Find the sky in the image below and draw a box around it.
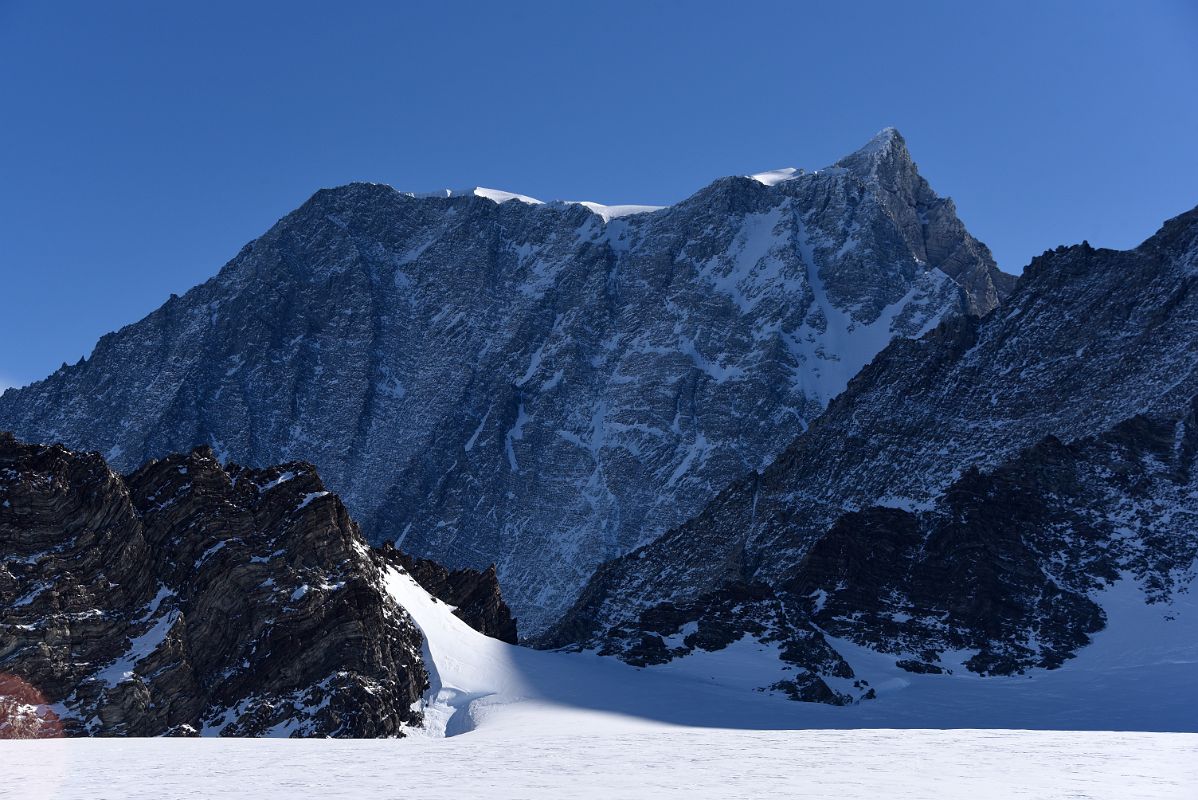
[1,1,1196,389]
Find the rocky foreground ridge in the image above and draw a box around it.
[0,129,1012,633]
[541,206,1198,703]
[0,435,515,737]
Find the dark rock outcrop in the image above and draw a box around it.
[0,434,433,737]
[378,543,518,644]
[785,402,1198,676]
[0,130,1011,633]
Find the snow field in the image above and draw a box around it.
[5,730,1195,800]
[385,566,1198,735]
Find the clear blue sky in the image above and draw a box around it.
[1,1,1195,389]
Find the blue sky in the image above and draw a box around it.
[1,1,1196,389]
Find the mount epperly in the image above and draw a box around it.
[0,129,1012,632]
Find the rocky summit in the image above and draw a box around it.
[0,434,516,737]
[541,206,1198,703]
[0,129,1011,633]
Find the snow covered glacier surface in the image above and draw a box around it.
[0,129,1011,632]
[385,564,1198,736]
[6,732,1194,800]
[6,565,1195,799]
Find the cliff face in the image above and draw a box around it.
[0,130,1011,633]
[0,435,504,737]
[542,207,1198,703]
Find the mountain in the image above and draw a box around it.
[541,207,1198,703]
[0,129,1012,633]
[0,434,514,737]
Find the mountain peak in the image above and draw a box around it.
[864,125,904,150]
[856,126,907,157]
[832,127,912,175]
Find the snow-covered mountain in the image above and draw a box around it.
[541,206,1198,706]
[0,129,1011,633]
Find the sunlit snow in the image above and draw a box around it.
[565,201,664,222]
[386,566,1198,735]
[747,166,801,186]
[6,731,1194,800]
[4,567,1194,798]
[407,187,664,221]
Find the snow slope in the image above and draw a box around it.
[385,565,817,736]
[386,566,1198,735]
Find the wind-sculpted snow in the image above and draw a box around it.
[545,205,1198,700]
[0,129,1010,632]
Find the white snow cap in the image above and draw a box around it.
[414,187,662,221]
[414,131,907,216]
[747,167,802,186]
[470,187,544,205]
[564,201,664,222]
[417,187,545,205]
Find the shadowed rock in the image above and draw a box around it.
[0,435,516,737]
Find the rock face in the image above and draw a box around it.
[0,434,458,737]
[378,544,518,644]
[0,130,1011,633]
[541,207,1198,702]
